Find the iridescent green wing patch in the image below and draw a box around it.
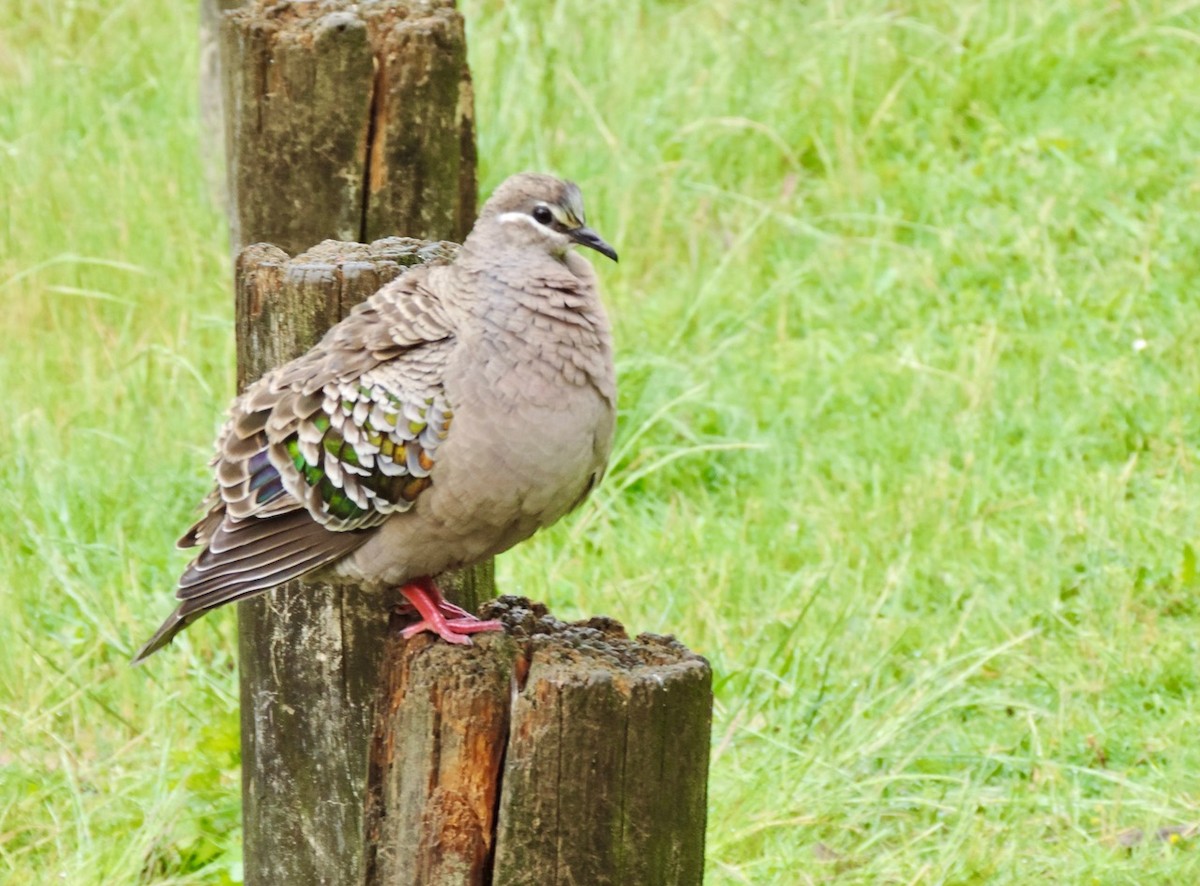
[280,375,452,530]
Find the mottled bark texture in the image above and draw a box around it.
[363,598,713,886]
[235,239,490,886]
[219,0,477,254]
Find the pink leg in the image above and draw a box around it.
[392,602,472,618]
[397,577,503,645]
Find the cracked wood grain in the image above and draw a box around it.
[217,0,476,255]
[363,598,712,886]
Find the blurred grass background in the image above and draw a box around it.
[3,0,1200,882]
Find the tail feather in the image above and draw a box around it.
[133,511,374,664]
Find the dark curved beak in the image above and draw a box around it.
[569,226,618,262]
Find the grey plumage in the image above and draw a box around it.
[134,173,617,662]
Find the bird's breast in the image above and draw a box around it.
[434,372,613,531]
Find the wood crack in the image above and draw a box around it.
[360,53,383,243]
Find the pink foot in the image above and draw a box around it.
[397,578,503,646]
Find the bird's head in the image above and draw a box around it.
[474,173,618,263]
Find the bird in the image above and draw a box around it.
[133,173,618,663]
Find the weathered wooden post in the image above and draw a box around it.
[218,0,476,254]
[205,1,712,883]
[212,2,483,882]
[363,598,712,885]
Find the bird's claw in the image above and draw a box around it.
[396,580,503,645]
[399,616,504,644]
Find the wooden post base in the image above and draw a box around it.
[363,597,713,886]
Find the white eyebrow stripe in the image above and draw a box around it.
[497,211,545,229]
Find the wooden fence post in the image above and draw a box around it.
[362,598,713,886]
[206,3,713,884]
[219,0,477,254]
[212,3,485,882]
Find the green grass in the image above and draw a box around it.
[3,0,1200,881]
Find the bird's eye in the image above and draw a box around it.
[532,205,554,225]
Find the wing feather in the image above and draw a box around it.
[135,270,460,662]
